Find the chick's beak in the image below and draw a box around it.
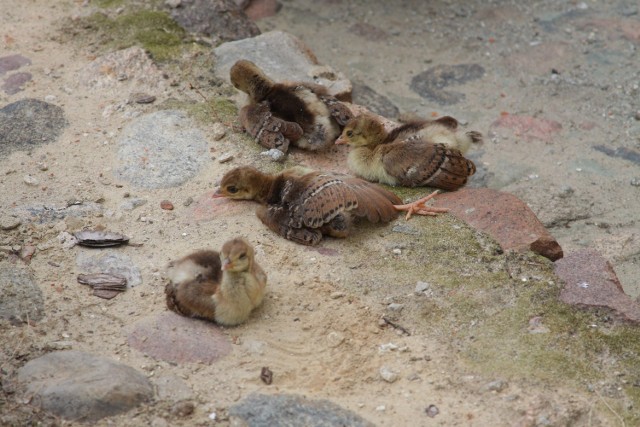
[335,135,349,145]
[222,258,232,270]
[212,188,225,199]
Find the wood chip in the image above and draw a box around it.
[74,230,129,247]
[260,366,273,385]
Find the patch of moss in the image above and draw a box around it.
[93,0,125,8]
[159,98,238,125]
[340,213,640,422]
[84,10,185,61]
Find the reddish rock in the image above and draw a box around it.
[434,188,563,261]
[491,113,562,143]
[191,190,244,221]
[577,18,640,44]
[128,312,232,364]
[160,200,174,210]
[244,0,280,21]
[554,249,640,324]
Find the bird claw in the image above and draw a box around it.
[393,190,449,220]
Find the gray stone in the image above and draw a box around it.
[13,202,103,224]
[17,350,153,422]
[0,54,31,75]
[2,72,32,95]
[120,197,148,211]
[214,31,352,100]
[0,99,68,157]
[169,0,260,43]
[155,375,193,402]
[379,366,399,383]
[415,281,430,294]
[351,82,399,118]
[79,47,166,91]
[410,64,485,105]
[228,393,374,427]
[0,215,21,230]
[0,260,44,323]
[391,223,420,235]
[128,312,232,364]
[115,110,209,189]
[76,250,142,288]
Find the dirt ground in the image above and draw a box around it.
[1,0,639,426]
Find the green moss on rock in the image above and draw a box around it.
[84,10,185,61]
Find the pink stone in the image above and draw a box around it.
[491,113,562,143]
[554,249,640,324]
[434,188,563,261]
[191,190,244,222]
[244,0,280,21]
[128,312,232,364]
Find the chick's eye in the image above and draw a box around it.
[346,130,353,137]
[239,253,247,259]
[227,185,238,194]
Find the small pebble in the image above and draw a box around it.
[211,123,226,140]
[415,281,431,294]
[484,379,508,392]
[327,331,345,348]
[0,216,22,231]
[631,178,640,187]
[23,175,39,186]
[388,303,404,312]
[260,148,286,162]
[330,291,345,299]
[183,197,194,207]
[160,200,174,210]
[392,248,402,255]
[131,92,156,104]
[379,366,399,383]
[634,111,640,121]
[218,153,234,163]
[425,404,439,417]
[170,401,195,417]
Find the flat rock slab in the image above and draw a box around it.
[2,72,32,95]
[351,82,399,118]
[0,99,68,157]
[169,0,260,43]
[491,113,563,143]
[213,30,352,101]
[434,188,563,261]
[0,54,31,75]
[78,46,166,91]
[76,250,142,288]
[0,260,44,323]
[17,350,153,422]
[229,393,374,427]
[115,110,209,189]
[554,249,640,323]
[410,63,485,105]
[128,312,231,364]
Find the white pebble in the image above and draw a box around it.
[23,175,39,186]
[380,366,399,383]
[211,123,226,141]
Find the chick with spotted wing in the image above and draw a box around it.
[336,113,480,191]
[213,166,448,246]
[230,60,353,153]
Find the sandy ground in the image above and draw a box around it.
[1,1,638,426]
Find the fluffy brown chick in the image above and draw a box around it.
[230,59,353,153]
[212,166,447,245]
[335,114,479,191]
[164,238,267,326]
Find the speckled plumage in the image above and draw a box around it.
[230,60,353,153]
[164,239,267,326]
[336,114,480,191]
[214,166,402,246]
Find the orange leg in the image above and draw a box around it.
[393,190,449,220]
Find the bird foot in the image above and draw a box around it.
[393,190,449,220]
